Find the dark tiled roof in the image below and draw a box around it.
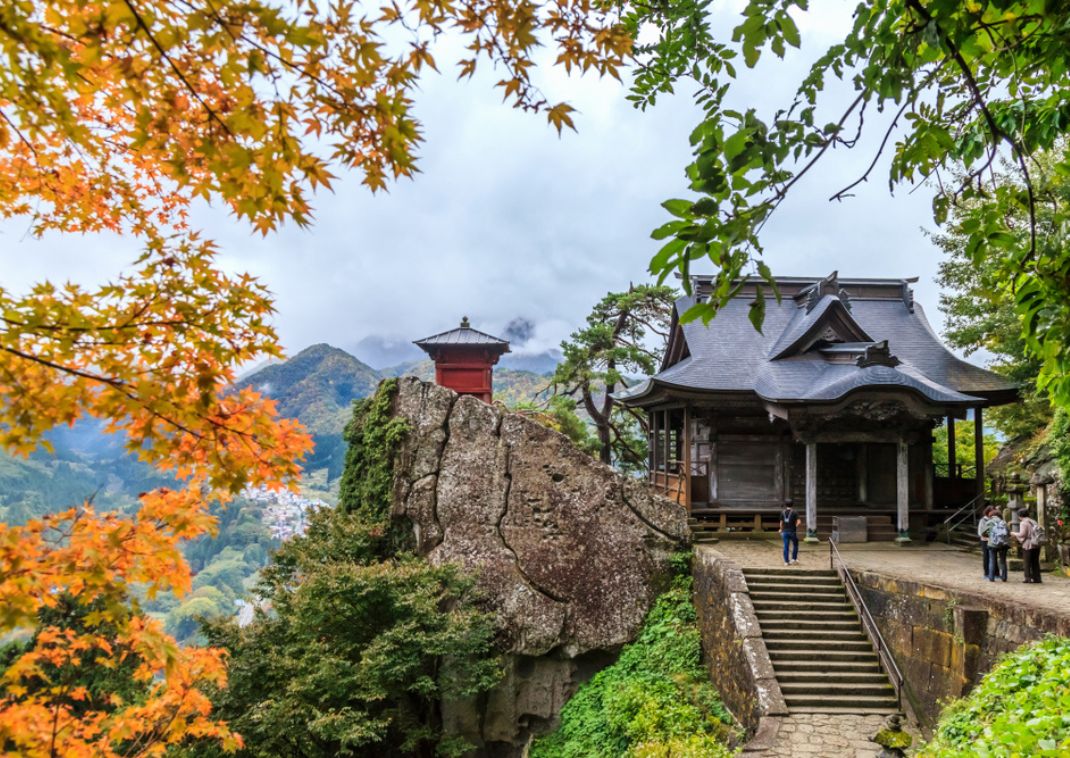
[617,274,1016,407]
[414,318,510,350]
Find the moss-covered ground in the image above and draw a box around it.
[531,562,739,758]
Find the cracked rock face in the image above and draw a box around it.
[390,378,689,751]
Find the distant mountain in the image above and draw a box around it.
[500,348,562,376]
[3,342,558,521]
[235,344,382,481]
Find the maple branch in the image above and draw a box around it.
[122,0,234,137]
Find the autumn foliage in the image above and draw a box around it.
[0,0,630,754]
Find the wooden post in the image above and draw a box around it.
[663,410,671,479]
[646,415,654,479]
[947,416,957,479]
[683,405,692,512]
[647,411,655,477]
[856,444,868,505]
[974,407,985,500]
[896,439,911,543]
[924,438,934,509]
[805,442,818,542]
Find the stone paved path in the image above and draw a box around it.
[761,714,902,757]
[708,540,1070,621]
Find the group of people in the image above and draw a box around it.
[776,500,1046,584]
[976,507,1045,583]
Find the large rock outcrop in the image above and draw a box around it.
[389,377,689,752]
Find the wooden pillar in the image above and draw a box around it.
[662,410,670,478]
[856,444,868,505]
[683,405,692,511]
[947,416,957,479]
[804,442,819,542]
[924,438,934,509]
[650,411,659,481]
[896,439,911,543]
[647,411,655,476]
[974,407,985,500]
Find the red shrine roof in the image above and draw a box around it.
[414,317,511,352]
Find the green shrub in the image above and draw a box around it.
[530,572,738,758]
[921,636,1070,756]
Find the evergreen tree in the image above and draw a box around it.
[551,286,677,469]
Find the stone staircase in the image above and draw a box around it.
[945,521,980,551]
[743,567,900,715]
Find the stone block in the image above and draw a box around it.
[912,625,955,667]
[832,516,868,543]
[953,606,988,646]
[730,592,764,639]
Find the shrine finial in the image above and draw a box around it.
[461,315,470,328]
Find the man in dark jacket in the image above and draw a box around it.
[779,499,800,566]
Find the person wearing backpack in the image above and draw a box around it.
[1012,508,1045,583]
[986,512,1010,582]
[977,506,995,578]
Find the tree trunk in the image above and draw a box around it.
[597,421,612,464]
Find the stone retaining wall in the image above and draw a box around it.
[693,548,787,748]
[851,569,1070,727]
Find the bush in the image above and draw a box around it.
[921,636,1070,756]
[530,572,738,758]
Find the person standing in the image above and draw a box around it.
[986,511,1010,582]
[1013,508,1043,584]
[977,506,995,579]
[779,499,800,566]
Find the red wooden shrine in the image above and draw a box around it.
[414,317,510,403]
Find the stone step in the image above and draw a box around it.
[750,590,848,602]
[744,582,843,590]
[766,625,864,638]
[789,706,901,715]
[776,671,888,684]
[765,638,873,651]
[746,581,846,594]
[743,568,837,577]
[750,600,854,612]
[756,609,859,621]
[770,646,877,663]
[774,660,882,674]
[759,619,862,632]
[784,693,899,711]
[780,681,895,697]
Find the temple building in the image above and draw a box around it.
[616,273,1017,541]
[414,317,510,403]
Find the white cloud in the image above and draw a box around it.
[0,0,968,364]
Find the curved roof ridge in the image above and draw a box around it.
[414,318,510,349]
[768,295,872,360]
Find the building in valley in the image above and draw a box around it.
[616,272,1017,541]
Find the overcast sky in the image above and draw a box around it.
[1,0,969,368]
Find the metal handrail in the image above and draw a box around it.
[942,493,985,544]
[828,539,905,714]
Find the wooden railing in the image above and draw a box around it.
[828,539,907,716]
[651,471,686,505]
